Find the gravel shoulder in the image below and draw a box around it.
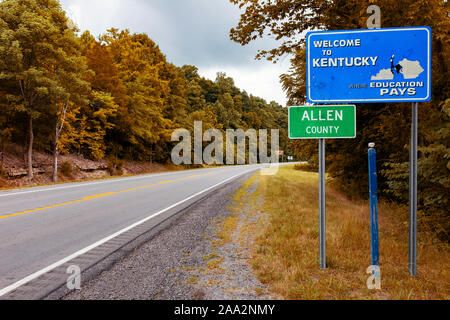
[62,173,272,300]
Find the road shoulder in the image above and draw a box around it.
[61,172,272,300]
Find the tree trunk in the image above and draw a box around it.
[23,133,28,164]
[53,103,68,183]
[27,115,34,181]
[52,134,59,183]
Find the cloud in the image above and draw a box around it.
[199,57,291,105]
[59,0,289,105]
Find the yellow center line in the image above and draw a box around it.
[0,200,84,220]
[83,192,118,200]
[0,170,224,220]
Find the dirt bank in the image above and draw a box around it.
[0,144,175,189]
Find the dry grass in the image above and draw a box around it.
[215,216,240,245]
[186,276,200,285]
[242,166,449,300]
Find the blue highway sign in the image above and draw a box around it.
[306,27,431,103]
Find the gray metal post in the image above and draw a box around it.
[409,102,418,277]
[319,139,326,269]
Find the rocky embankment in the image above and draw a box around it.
[0,144,171,188]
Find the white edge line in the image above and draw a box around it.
[0,167,260,297]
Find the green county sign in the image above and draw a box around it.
[289,105,356,139]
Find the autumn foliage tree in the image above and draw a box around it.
[0,0,90,181]
[99,29,173,161]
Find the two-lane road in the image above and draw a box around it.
[0,164,269,297]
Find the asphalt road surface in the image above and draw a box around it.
[0,164,272,298]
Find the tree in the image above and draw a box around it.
[181,65,201,82]
[186,79,207,113]
[159,63,187,128]
[59,34,122,161]
[50,27,90,182]
[0,124,12,165]
[101,29,172,161]
[0,0,89,181]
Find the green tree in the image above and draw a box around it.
[101,29,172,161]
[57,33,121,161]
[0,0,89,181]
[50,26,90,182]
[186,80,207,113]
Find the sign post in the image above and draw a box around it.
[305,27,431,276]
[318,138,326,269]
[289,105,356,269]
[368,143,380,266]
[409,102,418,277]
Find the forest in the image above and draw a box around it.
[0,0,290,181]
[228,0,449,240]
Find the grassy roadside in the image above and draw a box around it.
[229,165,449,300]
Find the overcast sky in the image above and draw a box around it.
[59,0,290,106]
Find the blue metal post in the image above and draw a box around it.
[368,143,380,266]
